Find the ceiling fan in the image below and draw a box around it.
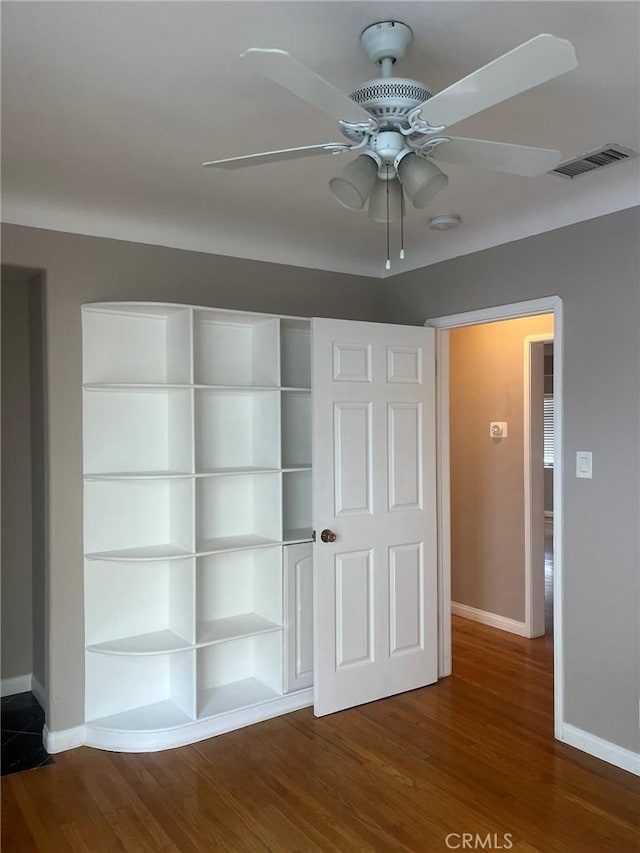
[203,21,578,262]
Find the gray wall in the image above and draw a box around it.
[449,315,553,622]
[28,273,47,693]
[1,267,34,680]
[0,224,384,730]
[2,213,638,759]
[381,207,640,755]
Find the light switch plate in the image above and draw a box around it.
[490,422,508,438]
[576,450,592,478]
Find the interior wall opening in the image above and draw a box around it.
[429,300,561,735]
[1,264,47,715]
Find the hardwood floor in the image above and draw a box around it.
[2,618,638,852]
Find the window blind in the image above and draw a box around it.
[544,394,554,466]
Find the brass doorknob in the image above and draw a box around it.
[320,529,337,543]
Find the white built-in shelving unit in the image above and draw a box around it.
[82,303,313,750]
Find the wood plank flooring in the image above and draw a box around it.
[2,617,638,852]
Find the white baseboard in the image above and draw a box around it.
[43,724,87,753]
[84,689,314,753]
[561,723,640,776]
[1,673,32,697]
[45,689,314,754]
[451,602,528,637]
[31,674,47,710]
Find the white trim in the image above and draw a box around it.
[436,330,452,678]
[31,674,47,710]
[45,691,313,754]
[561,723,640,776]
[45,690,314,753]
[451,602,528,637]
[84,689,314,753]
[427,297,560,330]
[523,333,554,639]
[426,295,565,742]
[1,674,32,697]
[552,301,564,741]
[43,724,86,753]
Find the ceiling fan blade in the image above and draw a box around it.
[241,48,373,125]
[431,137,561,176]
[203,143,348,170]
[418,34,577,129]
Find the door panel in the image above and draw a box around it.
[283,543,313,692]
[313,318,437,717]
[388,402,423,511]
[389,542,424,655]
[335,549,374,668]
[333,403,373,516]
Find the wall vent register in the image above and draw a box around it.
[550,143,637,179]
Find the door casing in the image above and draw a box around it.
[524,333,554,639]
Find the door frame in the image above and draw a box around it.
[524,333,554,639]
[425,296,564,740]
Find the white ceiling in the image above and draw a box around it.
[2,1,639,278]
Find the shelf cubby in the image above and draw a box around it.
[196,473,281,553]
[84,478,194,560]
[194,311,279,387]
[82,304,192,385]
[195,388,279,473]
[196,632,282,718]
[85,559,195,651]
[85,648,196,726]
[83,387,193,477]
[196,548,282,646]
[280,319,311,389]
[283,469,313,543]
[281,391,312,470]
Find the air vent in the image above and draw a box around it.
[550,144,637,179]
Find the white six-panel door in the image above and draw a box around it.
[312,319,438,717]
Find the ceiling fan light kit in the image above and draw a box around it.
[203,19,578,270]
[368,177,404,224]
[398,154,449,209]
[328,154,378,211]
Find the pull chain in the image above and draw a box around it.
[385,165,391,271]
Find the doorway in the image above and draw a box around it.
[0,265,47,709]
[428,296,563,738]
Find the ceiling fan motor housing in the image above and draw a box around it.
[348,78,432,124]
[351,20,432,128]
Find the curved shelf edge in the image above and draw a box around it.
[86,630,193,656]
[85,549,194,563]
[83,689,313,753]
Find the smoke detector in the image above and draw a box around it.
[429,214,461,231]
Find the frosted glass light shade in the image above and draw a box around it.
[329,155,378,211]
[398,153,448,208]
[368,178,404,223]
